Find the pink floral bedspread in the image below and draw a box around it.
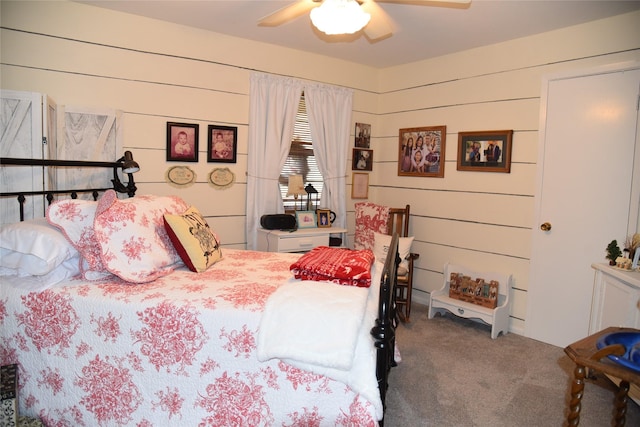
[0,249,380,426]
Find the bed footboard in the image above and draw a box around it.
[371,232,400,426]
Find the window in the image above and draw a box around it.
[280,94,323,211]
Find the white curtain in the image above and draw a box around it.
[246,73,304,250]
[304,83,353,230]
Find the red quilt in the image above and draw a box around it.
[290,246,375,287]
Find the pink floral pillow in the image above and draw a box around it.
[94,190,189,283]
[354,202,390,251]
[47,198,113,281]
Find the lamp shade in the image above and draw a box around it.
[310,0,371,35]
[286,175,306,197]
[121,151,140,174]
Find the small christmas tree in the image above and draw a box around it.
[606,240,622,265]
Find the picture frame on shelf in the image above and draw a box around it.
[351,172,369,199]
[207,125,238,163]
[398,125,446,177]
[456,130,513,173]
[167,122,199,162]
[295,211,317,229]
[317,209,331,228]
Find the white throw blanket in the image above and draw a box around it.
[257,262,384,419]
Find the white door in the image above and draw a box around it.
[526,64,640,348]
[0,90,50,224]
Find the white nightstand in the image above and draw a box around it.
[257,227,347,253]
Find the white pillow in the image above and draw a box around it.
[0,218,79,276]
[373,232,414,274]
[0,253,81,291]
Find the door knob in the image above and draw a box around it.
[540,222,552,231]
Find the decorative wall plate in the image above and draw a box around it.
[165,166,196,188]
[209,167,235,189]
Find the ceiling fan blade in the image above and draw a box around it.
[360,1,394,41]
[258,0,319,27]
[377,0,471,7]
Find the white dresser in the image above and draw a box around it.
[256,227,347,253]
[590,263,640,334]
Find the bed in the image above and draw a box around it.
[0,156,399,426]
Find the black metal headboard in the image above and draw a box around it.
[0,152,139,221]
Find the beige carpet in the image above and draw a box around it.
[383,303,640,427]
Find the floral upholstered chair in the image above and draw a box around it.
[354,202,418,322]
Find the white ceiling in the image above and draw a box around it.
[78,0,640,68]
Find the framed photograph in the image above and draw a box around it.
[351,172,369,199]
[167,122,199,162]
[295,210,317,229]
[456,130,513,173]
[355,122,371,148]
[398,125,446,177]
[207,125,237,163]
[317,209,331,228]
[352,148,373,171]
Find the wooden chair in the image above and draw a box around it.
[387,205,419,323]
[354,202,418,322]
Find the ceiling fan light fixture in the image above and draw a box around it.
[310,0,371,35]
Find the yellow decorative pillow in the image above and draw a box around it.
[164,206,222,272]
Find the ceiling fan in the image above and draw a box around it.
[258,0,472,40]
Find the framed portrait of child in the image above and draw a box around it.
[167,122,199,162]
[208,125,237,163]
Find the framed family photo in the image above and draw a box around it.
[167,122,199,162]
[456,130,513,173]
[207,125,237,163]
[355,122,371,148]
[352,148,373,171]
[398,125,446,177]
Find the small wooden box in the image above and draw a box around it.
[448,273,499,309]
[448,272,464,299]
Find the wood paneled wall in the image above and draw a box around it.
[2,0,639,335]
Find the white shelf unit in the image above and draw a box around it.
[428,263,513,339]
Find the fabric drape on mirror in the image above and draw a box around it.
[304,84,353,230]
[246,72,304,250]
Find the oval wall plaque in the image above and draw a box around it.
[165,166,196,187]
[209,167,235,189]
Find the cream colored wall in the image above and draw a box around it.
[0,0,378,250]
[2,0,639,335]
[371,11,640,333]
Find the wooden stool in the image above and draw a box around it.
[564,327,640,426]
